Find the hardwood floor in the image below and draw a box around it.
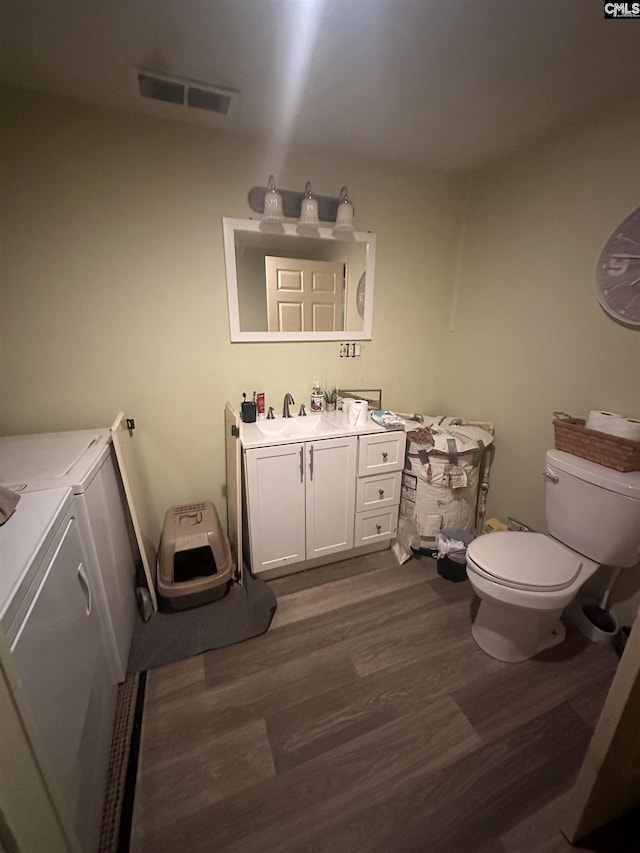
[130,551,624,852]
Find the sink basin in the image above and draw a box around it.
[256,414,340,439]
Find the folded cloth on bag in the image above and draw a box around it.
[371,410,405,430]
[406,426,435,446]
[0,486,20,525]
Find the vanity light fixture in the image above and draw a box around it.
[333,186,354,232]
[261,174,284,226]
[297,181,320,233]
[248,181,355,225]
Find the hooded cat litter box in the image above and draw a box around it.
[158,502,233,610]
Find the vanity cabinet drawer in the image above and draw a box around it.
[356,471,401,512]
[354,507,398,546]
[357,432,406,476]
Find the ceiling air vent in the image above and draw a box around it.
[138,73,184,105]
[135,70,238,116]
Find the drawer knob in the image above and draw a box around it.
[382,451,388,460]
[376,524,382,533]
[378,489,385,497]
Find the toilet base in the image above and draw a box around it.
[471,598,566,662]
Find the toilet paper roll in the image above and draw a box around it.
[585,410,623,434]
[609,419,640,441]
[585,411,640,441]
[346,399,368,426]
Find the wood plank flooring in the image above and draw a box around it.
[130,550,625,852]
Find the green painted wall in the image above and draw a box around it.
[0,86,465,543]
[441,94,640,622]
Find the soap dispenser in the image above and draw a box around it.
[311,381,324,413]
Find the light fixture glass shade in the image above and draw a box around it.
[297,181,320,232]
[334,185,354,232]
[262,174,284,223]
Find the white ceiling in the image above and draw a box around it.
[1,0,638,172]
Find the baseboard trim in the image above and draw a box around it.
[252,541,390,581]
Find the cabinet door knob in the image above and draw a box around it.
[376,524,382,533]
[382,451,388,460]
[378,489,385,498]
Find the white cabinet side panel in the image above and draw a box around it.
[110,412,158,611]
[82,450,137,683]
[225,402,243,584]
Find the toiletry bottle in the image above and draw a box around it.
[311,380,324,413]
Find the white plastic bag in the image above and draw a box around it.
[435,528,474,562]
[392,515,420,565]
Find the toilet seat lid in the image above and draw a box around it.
[467,532,584,591]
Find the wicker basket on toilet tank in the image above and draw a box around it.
[553,413,640,473]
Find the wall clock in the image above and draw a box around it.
[596,206,640,328]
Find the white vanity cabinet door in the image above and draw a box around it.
[245,443,306,573]
[305,436,357,560]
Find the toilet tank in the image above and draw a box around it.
[545,449,640,567]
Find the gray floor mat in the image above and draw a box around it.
[127,571,277,672]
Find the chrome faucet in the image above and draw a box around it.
[282,393,295,418]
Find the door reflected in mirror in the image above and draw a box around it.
[223,218,376,342]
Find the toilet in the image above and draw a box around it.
[466,448,640,662]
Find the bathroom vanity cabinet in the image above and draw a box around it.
[245,435,357,573]
[242,421,406,578]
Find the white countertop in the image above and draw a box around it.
[241,411,392,449]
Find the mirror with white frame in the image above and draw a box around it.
[223,217,376,342]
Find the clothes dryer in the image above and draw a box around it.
[0,487,116,851]
[0,427,137,682]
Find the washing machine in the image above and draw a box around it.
[0,427,137,683]
[0,486,116,851]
